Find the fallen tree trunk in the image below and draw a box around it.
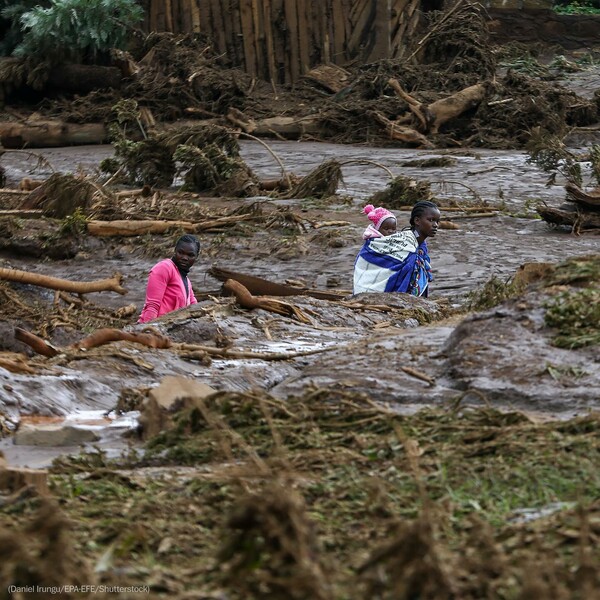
[537,205,600,231]
[87,214,258,237]
[223,112,321,138]
[223,279,312,323]
[369,112,434,148]
[251,116,322,138]
[0,209,43,218]
[210,266,348,300]
[0,120,108,149]
[426,83,487,134]
[87,220,197,237]
[14,328,59,358]
[48,64,122,94]
[0,114,323,149]
[14,327,171,357]
[387,79,487,135]
[0,267,127,295]
[76,329,172,351]
[565,182,600,210]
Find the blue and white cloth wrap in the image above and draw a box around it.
[353,230,432,296]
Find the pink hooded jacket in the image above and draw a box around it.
[138,259,197,323]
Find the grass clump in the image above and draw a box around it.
[367,175,434,209]
[545,288,600,348]
[4,391,600,598]
[466,275,520,310]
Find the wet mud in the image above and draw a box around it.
[0,40,599,600]
[1,141,598,449]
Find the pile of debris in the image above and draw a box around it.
[0,3,598,150]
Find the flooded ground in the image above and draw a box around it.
[1,138,599,470]
[1,25,599,599]
[2,140,597,304]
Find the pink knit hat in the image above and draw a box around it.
[363,204,396,230]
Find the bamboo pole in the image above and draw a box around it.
[263,0,277,84]
[240,0,258,77]
[284,0,300,82]
[251,0,265,79]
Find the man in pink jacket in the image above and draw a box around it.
[138,234,200,323]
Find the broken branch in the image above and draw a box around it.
[223,279,312,324]
[0,267,126,295]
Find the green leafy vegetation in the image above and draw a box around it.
[545,288,600,348]
[526,130,584,186]
[554,0,600,14]
[0,0,45,57]
[1,0,142,63]
[466,275,520,310]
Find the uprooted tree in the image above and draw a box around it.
[527,130,600,233]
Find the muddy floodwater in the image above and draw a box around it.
[1,140,599,466]
[3,140,597,302]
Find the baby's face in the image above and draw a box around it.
[379,218,397,236]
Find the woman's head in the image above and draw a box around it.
[173,234,200,271]
[410,201,440,242]
[363,204,397,236]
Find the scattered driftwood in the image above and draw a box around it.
[449,212,499,219]
[369,111,434,148]
[223,279,312,323]
[537,205,600,232]
[385,79,487,139]
[0,267,126,295]
[224,112,321,138]
[439,220,459,230]
[565,182,600,210]
[303,64,353,93]
[76,329,172,351]
[0,188,30,196]
[421,84,487,134]
[0,209,43,218]
[14,327,171,358]
[87,219,198,237]
[400,366,436,386]
[14,328,59,358]
[177,343,335,361]
[0,120,108,148]
[209,266,348,300]
[538,183,600,233]
[87,214,260,237]
[252,116,321,138]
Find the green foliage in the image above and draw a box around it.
[102,99,176,187]
[173,143,240,192]
[466,275,520,311]
[545,288,600,348]
[8,0,143,63]
[57,207,88,237]
[0,0,46,57]
[554,0,600,14]
[526,129,583,186]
